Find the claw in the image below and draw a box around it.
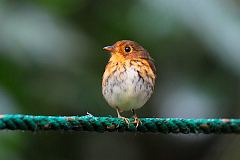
[131,109,142,128]
[86,112,94,117]
[116,107,130,127]
[133,117,142,128]
[118,116,130,125]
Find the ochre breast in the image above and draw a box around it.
[102,59,156,111]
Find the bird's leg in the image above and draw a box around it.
[132,109,142,127]
[116,107,130,125]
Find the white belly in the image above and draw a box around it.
[102,66,153,111]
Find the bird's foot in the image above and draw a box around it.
[133,116,142,128]
[118,115,130,125]
[86,112,94,117]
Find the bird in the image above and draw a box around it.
[102,40,156,127]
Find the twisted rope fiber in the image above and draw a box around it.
[0,114,240,134]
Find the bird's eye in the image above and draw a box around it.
[124,46,131,53]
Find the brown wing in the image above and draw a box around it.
[138,50,157,78]
[147,58,156,77]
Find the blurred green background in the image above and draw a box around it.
[0,0,240,160]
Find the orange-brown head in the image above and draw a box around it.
[103,40,156,74]
[103,40,152,60]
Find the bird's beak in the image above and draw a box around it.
[103,45,114,52]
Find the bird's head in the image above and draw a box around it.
[103,40,151,60]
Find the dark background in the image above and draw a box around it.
[0,0,240,160]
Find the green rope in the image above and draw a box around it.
[0,114,239,134]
